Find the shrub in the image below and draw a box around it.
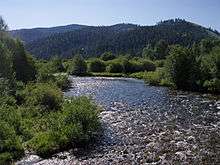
[88,59,106,72]
[36,62,56,83]
[27,97,100,157]
[50,56,65,73]
[155,60,165,67]
[62,97,100,143]
[203,78,220,93]
[0,106,22,134]
[130,61,144,73]
[0,152,12,165]
[129,72,146,79]
[0,121,24,163]
[141,60,156,72]
[144,71,162,86]
[27,132,61,158]
[143,69,173,87]
[121,59,133,73]
[22,83,63,111]
[54,74,70,90]
[100,52,116,61]
[0,95,16,107]
[106,62,123,73]
[69,54,87,76]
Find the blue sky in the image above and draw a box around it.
[1,0,220,30]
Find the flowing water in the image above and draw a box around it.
[17,77,220,165]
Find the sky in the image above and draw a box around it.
[1,0,220,31]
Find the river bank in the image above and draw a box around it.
[17,77,220,165]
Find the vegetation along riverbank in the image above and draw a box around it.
[0,16,220,164]
[64,39,220,94]
[0,17,100,164]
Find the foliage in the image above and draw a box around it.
[120,58,133,73]
[0,121,24,163]
[144,71,163,86]
[21,83,63,111]
[27,97,100,158]
[141,60,156,72]
[88,59,106,72]
[200,46,220,93]
[100,52,116,61]
[12,40,37,83]
[0,16,8,31]
[203,78,220,93]
[54,74,70,90]
[142,44,155,60]
[166,45,200,90]
[62,97,100,143]
[0,17,101,163]
[129,72,146,79]
[154,39,169,59]
[0,42,13,80]
[106,62,123,73]
[154,60,165,67]
[36,61,56,82]
[24,19,217,59]
[69,54,87,76]
[26,132,62,157]
[50,56,65,72]
[144,69,173,87]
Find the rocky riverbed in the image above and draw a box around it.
[17,77,220,165]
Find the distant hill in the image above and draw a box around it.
[10,19,220,59]
[10,24,88,43]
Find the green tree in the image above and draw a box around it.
[201,46,220,93]
[154,40,169,59]
[12,40,36,83]
[142,44,155,60]
[0,42,13,79]
[69,54,87,76]
[166,45,199,90]
[200,39,215,54]
[0,16,8,31]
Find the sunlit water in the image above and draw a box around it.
[17,77,220,165]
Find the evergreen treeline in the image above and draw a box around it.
[17,19,220,59]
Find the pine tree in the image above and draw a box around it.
[12,40,36,83]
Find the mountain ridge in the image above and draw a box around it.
[10,19,220,59]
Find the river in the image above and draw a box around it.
[17,77,220,165]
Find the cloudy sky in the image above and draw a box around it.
[1,0,219,30]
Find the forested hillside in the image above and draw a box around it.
[10,24,88,43]
[11,19,220,59]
